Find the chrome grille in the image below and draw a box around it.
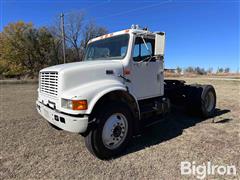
[40,72,58,96]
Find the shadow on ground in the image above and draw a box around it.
[121,108,230,157]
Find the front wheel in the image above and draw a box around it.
[85,102,133,160]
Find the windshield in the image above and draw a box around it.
[84,34,129,61]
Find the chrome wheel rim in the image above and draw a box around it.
[102,113,128,150]
[204,91,215,112]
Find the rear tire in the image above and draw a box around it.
[187,85,216,118]
[85,102,133,160]
[200,85,216,117]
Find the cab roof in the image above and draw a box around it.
[88,28,155,44]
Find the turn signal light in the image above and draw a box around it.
[72,100,88,110]
[124,68,131,75]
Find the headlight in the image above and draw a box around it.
[62,99,88,110]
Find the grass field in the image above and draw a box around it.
[0,78,239,179]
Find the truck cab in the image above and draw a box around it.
[36,25,216,159]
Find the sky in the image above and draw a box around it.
[1,0,239,72]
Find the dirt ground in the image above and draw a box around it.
[0,78,239,179]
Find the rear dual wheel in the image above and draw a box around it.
[85,102,133,160]
[200,85,216,117]
[188,85,216,118]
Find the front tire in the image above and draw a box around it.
[85,102,133,160]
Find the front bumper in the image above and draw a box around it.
[36,101,88,133]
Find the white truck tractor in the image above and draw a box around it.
[36,25,216,159]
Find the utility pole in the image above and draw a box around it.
[60,13,66,64]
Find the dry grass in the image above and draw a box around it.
[0,78,239,179]
[165,72,240,79]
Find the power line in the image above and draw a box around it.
[63,0,172,27]
[63,1,109,16]
[94,0,172,20]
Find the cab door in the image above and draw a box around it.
[127,37,164,100]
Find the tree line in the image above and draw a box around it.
[174,66,231,75]
[0,12,107,79]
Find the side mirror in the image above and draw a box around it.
[155,32,165,58]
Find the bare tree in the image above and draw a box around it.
[185,66,194,73]
[80,21,108,60]
[52,12,108,62]
[81,21,108,49]
[194,67,206,75]
[224,67,230,73]
[64,12,85,61]
[217,67,224,73]
[207,67,213,74]
[176,66,182,74]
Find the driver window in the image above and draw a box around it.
[133,37,155,62]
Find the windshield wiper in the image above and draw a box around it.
[137,36,155,63]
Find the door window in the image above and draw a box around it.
[133,37,155,62]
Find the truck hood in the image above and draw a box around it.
[40,60,124,93]
[40,60,122,72]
